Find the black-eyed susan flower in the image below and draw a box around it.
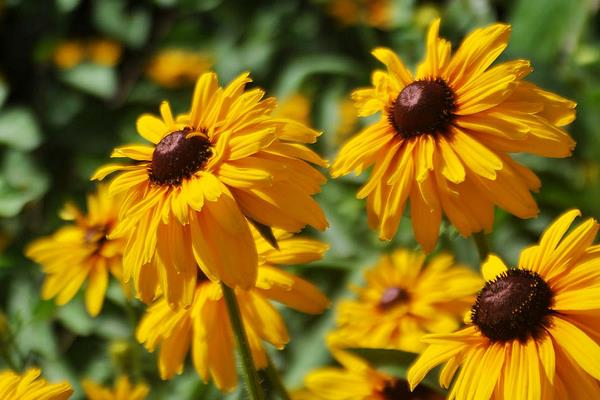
[295,348,443,400]
[328,249,481,353]
[331,19,576,252]
[93,72,327,307]
[328,0,393,29]
[82,376,149,400]
[26,185,125,317]
[136,228,329,391]
[145,49,212,88]
[408,209,600,399]
[0,368,73,400]
[52,39,122,69]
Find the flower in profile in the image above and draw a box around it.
[331,19,576,252]
[26,184,125,317]
[0,368,73,400]
[82,376,149,400]
[408,209,600,399]
[93,71,327,306]
[136,229,329,391]
[145,49,212,88]
[328,249,481,353]
[295,348,443,400]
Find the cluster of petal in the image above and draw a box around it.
[331,19,576,252]
[408,209,600,399]
[82,376,149,400]
[295,348,442,400]
[135,229,329,391]
[92,71,328,307]
[329,249,481,353]
[0,368,72,400]
[26,184,125,316]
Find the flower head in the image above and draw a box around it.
[145,49,212,88]
[93,71,328,307]
[296,349,443,400]
[26,184,125,316]
[408,209,600,399]
[0,368,73,400]
[331,19,576,252]
[328,249,481,353]
[136,228,329,391]
[82,376,149,400]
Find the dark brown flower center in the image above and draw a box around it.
[389,78,456,138]
[381,379,442,400]
[471,269,553,342]
[379,287,410,310]
[149,129,212,186]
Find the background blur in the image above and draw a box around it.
[0,0,599,398]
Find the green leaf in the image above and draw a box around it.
[0,150,49,217]
[56,0,80,13]
[60,64,118,99]
[0,80,8,109]
[0,107,42,151]
[93,0,151,48]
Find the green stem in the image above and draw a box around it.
[473,231,490,261]
[0,345,19,371]
[265,354,291,400]
[221,283,265,400]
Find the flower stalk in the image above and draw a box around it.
[221,282,265,400]
[473,231,490,261]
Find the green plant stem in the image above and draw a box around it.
[221,282,265,400]
[265,354,291,400]
[0,345,19,371]
[473,231,490,261]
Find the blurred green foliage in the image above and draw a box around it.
[0,0,599,398]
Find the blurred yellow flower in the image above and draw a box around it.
[136,228,329,391]
[331,19,576,252]
[328,0,393,29]
[52,39,122,70]
[0,368,73,400]
[409,209,600,399]
[296,349,443,399]
[83,376,148,400]
[274,93,312,127]
[26,184,125,317]
[145,49,212,88]
[92,72,328,307]
[328,249,481,353]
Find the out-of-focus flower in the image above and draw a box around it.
[136,228,329,391]
[83,376,149,400]
[26,185,126,317]
[409,209,600,398]
[145,49,212,88]
[0,368,73,400]
[331,19,576,252]
[274,93,312,127]
[92,72,328,307]
[328,0,394,29]
[295,349,443,399]
[87,39,122,67]
[52,40,85,69]
[52,39,122,69]
[328,249,481,353]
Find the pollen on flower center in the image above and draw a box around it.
[471,269,553,342]
[379,287,410,309]
[389,78,456,138]
[150,129,212,186]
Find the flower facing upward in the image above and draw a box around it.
[331,19,576,252]
[328,249,481,353]
[82,376,149,400]
[136,228,329,391]
[408,209,600,399]
[295,349,443,400]
[0,368,73,400]
[93,72,328,307]
[26,185,125,317]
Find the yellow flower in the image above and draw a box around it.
[92,72,328,307]
[328,249,481,353]
[145,49,212,88]
[0,368,73,400]
[296,349,443,400]
[53,40,85,69]
[408,209,600,399]
[328,0,393,29]
[26,184,125,317]
[87,39,122,67]
[136,229,329,391]
[274,93,312,127]
[83,376,149,400]
[331,19,576,252]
